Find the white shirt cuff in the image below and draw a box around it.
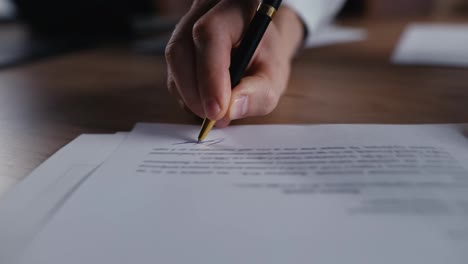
[282,0,346,37]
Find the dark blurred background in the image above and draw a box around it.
[12,0,154,35]
[4,0,468,34]
[0,0,468,68]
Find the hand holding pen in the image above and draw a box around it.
[165,0,304,137]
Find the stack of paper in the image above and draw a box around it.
[0,133,127,261]
[1,123,468,263]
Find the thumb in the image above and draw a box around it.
[228,62,290,121]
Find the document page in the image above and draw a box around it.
[18,124,468,264]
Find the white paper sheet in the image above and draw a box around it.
[306,24,366,48]
[17,124,468,264]
[392,23,468,68]
[0,133,127,263]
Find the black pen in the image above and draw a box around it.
[197,0,283,142]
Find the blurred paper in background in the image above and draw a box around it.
[306,24,366,48]
[393,23,468,68]
[0,0,14,19]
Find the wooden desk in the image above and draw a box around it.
[1,17,467,197]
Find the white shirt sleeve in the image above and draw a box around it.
[283,0,346,34]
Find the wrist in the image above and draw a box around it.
[274,6,306,60]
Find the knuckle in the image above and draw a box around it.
[164,39,182,64]
[192,16,219,44]
[167,77,176,95]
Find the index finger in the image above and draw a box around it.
[192,0,257,121]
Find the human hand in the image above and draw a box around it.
[165,0,304,127]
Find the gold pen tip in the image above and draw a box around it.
[198,119,215,143]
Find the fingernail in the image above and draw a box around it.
[230,95,248,120]
[204,98,221,119]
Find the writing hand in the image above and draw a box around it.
[165,0,304,127]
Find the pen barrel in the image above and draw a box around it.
[229,11,272,88]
